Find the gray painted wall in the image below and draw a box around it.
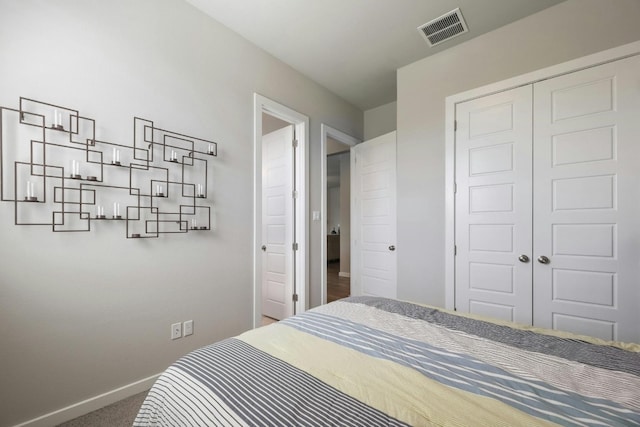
[364,101,397,140]
[0,1,361,425]
[396,0,640,306]
[339,153,351,275]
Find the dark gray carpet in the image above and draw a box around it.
[56,390,148,427]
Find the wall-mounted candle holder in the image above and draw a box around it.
[24,181,38,202]
[51,109,64,130]
[95,205,105,219]
[70,160,81,179]
[1,97,218,238]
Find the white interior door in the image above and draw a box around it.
[533,55,640,343]
[351,131,397,299]
[261,125,294,320]
[455,86,533,324]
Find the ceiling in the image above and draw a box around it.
[185,0,565,110]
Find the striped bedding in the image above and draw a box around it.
[134,296,640,426]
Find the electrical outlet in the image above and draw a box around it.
[171,322,182,340]
[183,320,193,336]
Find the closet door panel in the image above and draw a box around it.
[455,86,533,324]
[533,55,640,343]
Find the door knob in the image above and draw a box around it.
[518,254,529,263]
[388,245,396,251]
[537,255,550,264]
[261,245,266,251]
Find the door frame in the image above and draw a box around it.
[253,93,309,328]
[320,124,360,305]
[444,40,640,311]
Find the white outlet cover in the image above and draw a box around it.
[171,322,182,340]
[183,320,194,336]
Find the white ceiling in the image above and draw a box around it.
[185,0,565,110]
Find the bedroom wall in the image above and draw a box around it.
[327,185,340,233]
[0,1,362,425]
[339,153,351,275]
[364,101,397,140]
[396,0,640,307]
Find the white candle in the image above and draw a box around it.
[208,144,213,153]
[58,112,63,128]
[53,109,58,127]
[117,203,120,216]
[113,202,117,216]
[192,218,196,228]
[26,181,31,198]
[112,147,116,162]
[30,182,35,198]
[116,149,120,162]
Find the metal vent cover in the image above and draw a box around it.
[418,8,468,47]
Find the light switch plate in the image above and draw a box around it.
[183,320,193,336]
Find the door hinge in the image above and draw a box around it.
[454,120,457,131]
[293,242,299,251]
[454,245,457,255]
[292,190,298,198]
[292,139,298,148]
[454,183,457,194]
[292,293,299,302]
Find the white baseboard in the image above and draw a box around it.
[338,272,351,278]
[13,373,161,427]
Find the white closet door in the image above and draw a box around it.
[533,55,640,343]
[455,86,533,324]
[261,125,294,320]
[351,132,397,299]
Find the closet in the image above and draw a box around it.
[451,53,640,343]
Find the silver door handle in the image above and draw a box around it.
[518,254,529,263]
[537,255,550,264]
[389,245,396,251]
[261,245,266,251]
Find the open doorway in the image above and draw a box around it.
[254,94,309,328]
[320,124,360,305]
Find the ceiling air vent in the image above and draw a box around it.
[418,8,468,47]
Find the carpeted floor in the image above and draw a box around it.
[56,390,148,427]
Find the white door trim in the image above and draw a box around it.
[320,124,360,305]
[445,40,640,311]
[254,93,309,328]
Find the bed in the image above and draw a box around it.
[134,296,640,426]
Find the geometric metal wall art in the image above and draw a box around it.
[0,97,217,239]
